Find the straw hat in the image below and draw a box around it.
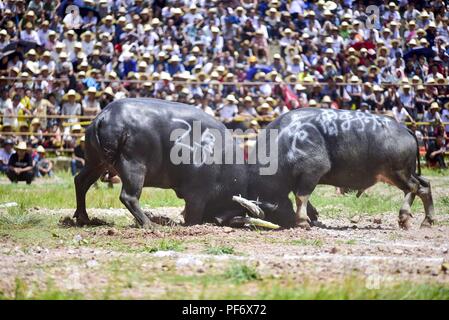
[63,89,81,101]
[256,103,273,113]
[349,75,361,83]
[80,136,86,142]
[103,87,114,97]
[348,55,360,64]
[226,94,238,104]
[161,72,172,81]
[31,118,41,126]
[322,96,332,103]
[308,99,318,107]
[85,86,101,97]
[36,145,46,153]
[16,141,28,151]
[169,55,181,63]
[430,102,440,110]
[373,85,383,92]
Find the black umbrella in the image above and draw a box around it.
[403,47,436,60]
[79,6,101,20]
[2,40,38,54]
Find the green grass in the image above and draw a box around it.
[224,264,260,283]
[1,171,449,300]
[1,170,448,218]
[290,239,324,247]
[0,204,44,229]
[3,275,449,300]
[149,239,185,252]
[205,245,236,255]
[0,171,183,209]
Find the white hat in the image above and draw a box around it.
[226,94,238,103]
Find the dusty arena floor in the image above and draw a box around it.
[0,172,448,299]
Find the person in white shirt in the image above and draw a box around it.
[63,30,77,61]
[39,51,56,75]
[392,104,414,125]
[196,96,215,117]
[80,31,95,56]
[183,5,203,25]
[287,55,304,74]
[62,90,82,125]
[37,21,51,47]
[0,29,10,51]
[82,87,101,117]
[63,7,83,29]
[3,94,27,129]
[217,95,239,122]
[20,22,41,45]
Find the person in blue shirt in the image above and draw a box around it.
[167,55,185,76]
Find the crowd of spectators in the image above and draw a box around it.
[0,0,448,175]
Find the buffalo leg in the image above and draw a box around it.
[390,171,433,230]
[399,192,415,230]
[116,160,153,228]
[295,195,311,229]
[415,175,435,228]
[74,164,105,226]
[307,201,319,222]
[183,198,205,226]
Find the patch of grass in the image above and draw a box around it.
[0,172,184,209]
[224,264,260,284]
[144,238,185,252]
[0,204,44,229]
[291,238,323,247]
[0,278,85,300]
[421,168,449,177]
[205,245,235,255]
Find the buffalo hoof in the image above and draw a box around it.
[75,216,91,227]
[420,217,434,228]
[296,218,311,230]
[398,212,412,230]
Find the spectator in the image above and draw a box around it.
[217,94,239,123]
[61,89,81,129]
[7,141,34,184]
[0,138,15,174]
[426,136,447,169]
[0,0,448,172]
[82,87,101,116]
[71,135,85,176]
[33,145,53,177]
[392,103,414,126]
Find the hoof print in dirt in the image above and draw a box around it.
[420,218,434,229]
[59,216,112,228]
[150,215,179,227]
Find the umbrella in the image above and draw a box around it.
[0,49,22,64]
[79,6,101,20]
[57,0,85,17]
[403,47,436,60]
[2,40,38,55]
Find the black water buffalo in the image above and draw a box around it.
[248,108,435,230]
[74,98,252,227]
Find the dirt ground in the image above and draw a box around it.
[1,205,449,298]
